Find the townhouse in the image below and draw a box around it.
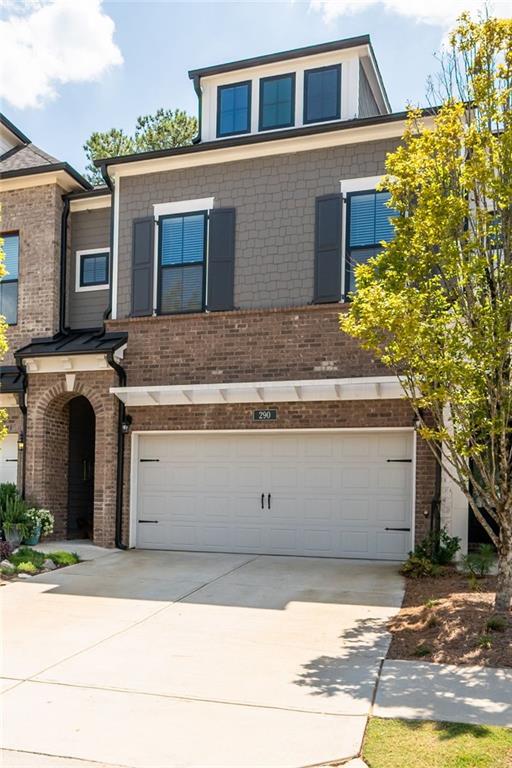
[0,36,474,558]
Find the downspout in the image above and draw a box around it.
[191,75,202,144]
[107,350,128,550]
[15,368,27,499]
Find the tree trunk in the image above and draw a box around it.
[494,517,512,613]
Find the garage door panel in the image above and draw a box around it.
[136,431,413,559]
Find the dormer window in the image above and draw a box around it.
[303,64,341,124]
[259,73,295,131]
[217,81,251,138]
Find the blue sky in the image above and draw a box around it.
[1,1,510,173]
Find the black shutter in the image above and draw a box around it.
[314,194,342,303]
[131,217,154,317]
[207,208,236,311]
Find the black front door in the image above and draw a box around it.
[67,396,95,539]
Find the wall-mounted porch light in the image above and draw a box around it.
[121,414,132,435]
[17,432,24,451]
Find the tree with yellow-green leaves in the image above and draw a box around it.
[341,13,512,612]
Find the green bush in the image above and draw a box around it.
[0,482,19,514]
[413,643,431,657]
[415,527,461,565]
[461,544,495,578]
[477,634,493,649]
[1,564,16,576]
[9,547,46,569]
[16,561,38,575]
[1,495,31,540]
[48,551,80,567]
[486,615,508,633]
[400,555,443,579]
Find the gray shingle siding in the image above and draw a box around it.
[117,138,398,318]
[68,208,110,329]
[358,64,380,119]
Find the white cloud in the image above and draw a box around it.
[0,0,123,110]
[310,0,512,28]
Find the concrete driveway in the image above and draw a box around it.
[1,549,404,768]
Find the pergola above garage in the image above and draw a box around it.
[110,376,403,406]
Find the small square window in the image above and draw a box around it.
[259,73,295,131]
[78,250,109,290]
[304,64,341,124]
[217,81,251,137]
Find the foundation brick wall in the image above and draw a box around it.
[1,184,63,364]
[121,398,437,546]
[24,370,118,546]
[108,304,388,387]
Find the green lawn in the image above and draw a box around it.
[363,718,512,768]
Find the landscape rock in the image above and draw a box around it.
[17,572,32,579]
[0,559,12,568]
[43,559,57,570]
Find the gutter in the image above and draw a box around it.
[106,350,128,550]
[15,366,27,499]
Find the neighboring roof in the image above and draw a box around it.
[0,160,92,190]
[0,366,24,394]
[0,113,30,146]
[189,35,372,79]
[15,330,128,359]
[96,108,435,170]
[65,185,111,201]
[0,143,59,172]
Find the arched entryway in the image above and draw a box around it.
[67,396,95,539]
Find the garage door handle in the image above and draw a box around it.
[267,493,271,510]
[140,459,160,463]
[139,519,159,524]
[386,459,412,463]
[261,493,265,509]
[385,527,411,531]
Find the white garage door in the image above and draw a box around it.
[135,431,413,560]
[0,434,18,486]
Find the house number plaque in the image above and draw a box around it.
[253,408,277,422]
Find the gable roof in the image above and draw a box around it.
[0,143,59,172]
[0,113,30,146]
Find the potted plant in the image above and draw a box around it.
[2,496,30,549]
[24,508,54,546]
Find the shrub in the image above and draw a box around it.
[48,551,80,567]
[477,634,493,649]
[16,561,38,575]
[1,564,15,576]
[400,555,442,579]
[468,573,483,592]
[0,482,19,514]
[26,508,54,538]
[0,540,12,560]
[1,496,30,540]
[415,527,461,565]
[424,598,441,609]
[9,547,46,569]
[414,643,431,657]
[461,544,495,578]
[486,615,507,633]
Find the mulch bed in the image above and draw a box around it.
[387,569,512,668]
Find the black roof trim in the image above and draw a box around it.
[0,161,92,190]
[188,35,371,79]
[0,113,30,146]
[0,366,24,394]
[65,186,111,201]
[96,107,437,169]
[15,330,128,359]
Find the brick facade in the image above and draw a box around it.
[24,370,118,546]
[1,184,63,363]
[108,304,388,387]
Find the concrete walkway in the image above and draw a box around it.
[0,549,404,768]
[374,660,512,727]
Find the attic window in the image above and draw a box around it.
[304,64,341,124]
[259,73,295,131]
[217,81,251,137]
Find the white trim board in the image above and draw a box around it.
[153,197,214,218]
[111,375,403,407]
